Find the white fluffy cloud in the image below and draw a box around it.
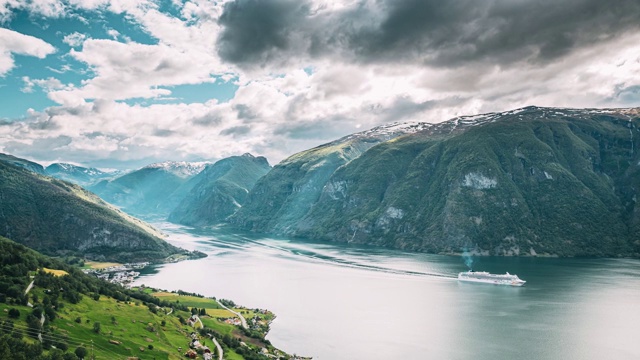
[62,32,86,47]
[0,27,55,76]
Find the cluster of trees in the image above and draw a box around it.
[190,307,207,316]
[219,299,236,307]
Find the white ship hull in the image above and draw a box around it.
[457,271,526,286]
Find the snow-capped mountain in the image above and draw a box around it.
[142,161,209,178]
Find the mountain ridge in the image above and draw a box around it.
[231,106,640,257]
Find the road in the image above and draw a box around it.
[210,335,224,360]
[38,313,45,342]
[25,279,35,307]
[193,315,223,360]
[24,280,35,295]
[216,300,248,329]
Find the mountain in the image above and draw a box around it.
[232,106,640,257]
[229,121,431,233]
[0,152,45,174]
[90,161,208,217]
[168,153,271,226]
[45,163,116,186]
[0,157,193,262]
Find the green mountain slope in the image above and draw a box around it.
[229,122,429,232]
[168,154,271,226]
[235,106,640,257]
[0,159,188,262]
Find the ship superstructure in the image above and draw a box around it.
[457,271,526,286]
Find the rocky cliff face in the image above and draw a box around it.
[0,159,188,262]
[168,154,271,226]
[233,106,640,257]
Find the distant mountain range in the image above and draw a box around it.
[0,157,199,262]
[89,161,209,217]
[45,162,121,186]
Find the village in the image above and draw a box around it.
[82,262,149,286]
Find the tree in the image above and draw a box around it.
[8,308,20,319]
[92,322,101,334]
[75,346,88,359]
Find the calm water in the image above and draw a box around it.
[133,222,640,360]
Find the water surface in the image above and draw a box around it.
[133,222,640,360]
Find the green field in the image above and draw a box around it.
[152,292,224,309]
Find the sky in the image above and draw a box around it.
[1,0,640,170]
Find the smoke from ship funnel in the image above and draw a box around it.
[462,249,473,270]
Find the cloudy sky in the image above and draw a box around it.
[1,0,639,169]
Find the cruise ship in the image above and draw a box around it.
[457,270,526,286]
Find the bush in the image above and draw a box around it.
[92,322,101,334]
[8,308,20,319]
[75,346,87,359]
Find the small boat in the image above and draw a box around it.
[457,270,526,286]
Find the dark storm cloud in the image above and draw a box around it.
[218,0,310,64]
[217,0,640,68]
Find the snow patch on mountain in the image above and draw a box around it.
[143,161,209,178]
